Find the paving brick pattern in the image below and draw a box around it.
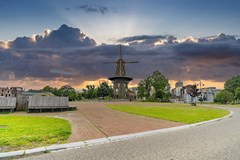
[13,102,184,142]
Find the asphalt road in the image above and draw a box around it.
[20,107,240,160]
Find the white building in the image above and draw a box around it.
[200,87,221,103]
[172,82,220,103]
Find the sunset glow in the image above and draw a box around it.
[0,0,240,90]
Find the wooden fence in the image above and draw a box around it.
[16,95,28,111]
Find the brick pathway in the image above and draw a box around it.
[14,102,184,143]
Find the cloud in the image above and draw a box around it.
[0,41,7,49]
[118,35,178,48]
[118,35,167,43]
[8,24,96,49]
[67,5,116,15]
[0,25,240,89]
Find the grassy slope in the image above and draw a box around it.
[0,116,71,152]
[108,104,229,124]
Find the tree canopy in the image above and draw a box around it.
[215,90,234,104]
[82,85,97,99]
[234,87,240,101]
[41,85,78,101]
[137,71,171,102]
[224,75,240,94]
[96,82,113,99]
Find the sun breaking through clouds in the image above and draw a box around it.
[0,24,240,90]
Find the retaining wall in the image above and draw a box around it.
[28,96,68,109]
[0,97,16,109]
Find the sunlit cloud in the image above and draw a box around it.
[0,25,240,90]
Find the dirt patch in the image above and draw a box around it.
[0,125,7,128]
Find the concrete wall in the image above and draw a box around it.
[28,96,68,109]
[0,97,16,109]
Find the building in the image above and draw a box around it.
[10,87,23,97]
[175,81,183,98]
[0,87,12,97]
[0,87,23,97]
[200,87,221,102]
[108,45,138,99]
[171,82,221,103]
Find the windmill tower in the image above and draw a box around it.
[106,45,138,99]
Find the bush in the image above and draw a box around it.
[191,102,197,106]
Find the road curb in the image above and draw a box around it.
[0,110,233,159]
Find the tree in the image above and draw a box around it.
[137,80,147,99]
[41,85,78,101]
[137,71,171,102]
[234,87,240,101]
[76,92,83,101]
[82,85,97,99]
[42,86,54,92]
[96,82,113,99]
[59,85,77,101]
[215,90,234,104]
[42,86,61,96]
[224,76,240,94]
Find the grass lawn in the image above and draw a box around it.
[108,104,229,124]
[0,115,71,152]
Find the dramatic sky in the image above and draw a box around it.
[0,0,240,90]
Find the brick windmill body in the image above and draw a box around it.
[107,45,138,99]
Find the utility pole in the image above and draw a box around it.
[197,80,204,104]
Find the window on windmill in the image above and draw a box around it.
[118,83,120,87]
[116,89,118,92]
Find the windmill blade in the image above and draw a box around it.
[104,62,116,64]
[125,61,139,63]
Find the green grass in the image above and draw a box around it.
[0,116,71,152]
[108,104,229,124]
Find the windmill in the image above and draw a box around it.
[106,45,138,99]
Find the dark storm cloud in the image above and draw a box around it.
[118,35,167,43]
[8,24,96,49]
[75,5,108,14]
[66,5,116,15]
[0,25,240,86]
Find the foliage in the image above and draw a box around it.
[0,116,71,152]
[82,85,97,99]
[96,82,113,99]
[108,104,229,124]
[42,86,60,96]
[77,92,83,100]
[136,80,146,99]
[41,83,113,101]
[224,75,240,94]
[191,102,197,106]
[215,90,234,104]
[137,71,171,102]
[59,85,78,101]
[42,85,78,101]
[234,87,240,101]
